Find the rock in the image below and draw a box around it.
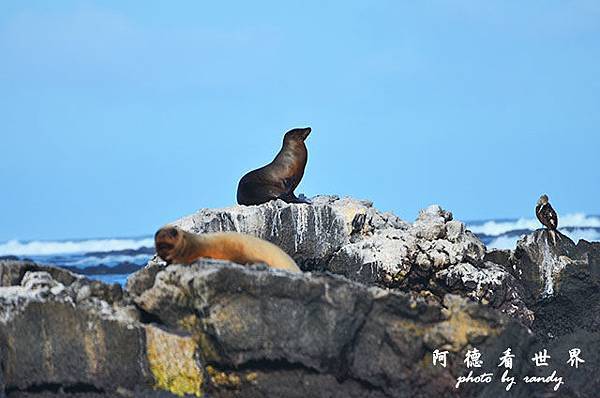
[509,231,600,337]
[149,196,532,326]
[413,205,451,240]
[166,196,488,293]
[0,260,79,288]
[445,220,465,242]
[156,197,600,395]
[169,196,407,271]
[483,249,512,267]
[125,260,164,297]
[328,228,416,284]
[129,261,535,398]
[2,198,600,397]
[513,229,579,299]
[498,233,600,397]
[63,261,144,276]
[0,260,199,397]
[436,261,534,325]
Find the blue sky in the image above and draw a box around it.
[1,1,599,241]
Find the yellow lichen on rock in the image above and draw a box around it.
[210,301,251,336]
[145,325,203,397]
[194,331,220,361]
[205,365,246,389]
[439,310,494,351]
[425,296,499,352]
[178,314,200,332]
[83,324,106,376]
[245,372,258,384]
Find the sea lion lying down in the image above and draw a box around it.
[154,226,300,272]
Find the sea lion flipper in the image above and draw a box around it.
[296,193,312,204]
[279,192,311,204]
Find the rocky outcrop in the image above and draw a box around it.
[1,197,600,397]
[135,197,600,397]
[485,230,600,398]
[160,196,531,325]
[510,230,600,335]
[168,197,485,284]
[170,196,406,272]
[0,260,201,398]
[0,258,537,398]
[128,261,536,398]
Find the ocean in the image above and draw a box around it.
[1,213,599,285]
[0,237,154,285]
[468,212,600,249]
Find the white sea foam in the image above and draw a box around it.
[486,228,600,250]
[66,253,152,268]
[0,237,154,256]
[486,235,522,250]
[561,228,600,243]
[468,213,600,236]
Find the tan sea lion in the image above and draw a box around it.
[154,226,300,272]
[237,127,311,205]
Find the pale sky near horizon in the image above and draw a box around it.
[1,1,599,241]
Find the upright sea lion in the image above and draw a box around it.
[154,226,300,272]
[536,194,559,245]
[237,127,311,206]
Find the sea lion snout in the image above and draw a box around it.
[284,127,312,142]
[154,226,181,263]
[301,127,311,140]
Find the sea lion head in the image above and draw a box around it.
[283,127,311,143]
[537,194,549,206]
[154,226,184,264]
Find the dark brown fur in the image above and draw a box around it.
[536,194,558,230]
[536,194,559,245]
[237,127,311,205]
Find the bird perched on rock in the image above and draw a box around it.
[535,194,559,244]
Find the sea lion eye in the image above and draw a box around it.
[168,228,178,238]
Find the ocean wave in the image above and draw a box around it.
[486,227,600,250]
[468,213,600,237]
[91,274,130,285]
[486,235,521,250]
[63,253,152,268]
[0,237,154,256]
[561,228,600,243]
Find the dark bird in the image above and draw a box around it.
[535,194,559,244]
